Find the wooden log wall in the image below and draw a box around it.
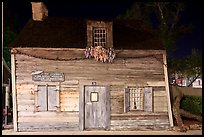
[14,48,170,131]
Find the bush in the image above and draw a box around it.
[180,95,202,116]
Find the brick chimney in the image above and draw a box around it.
[31,2,48,21]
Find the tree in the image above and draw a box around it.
[118,2,201,132]
[4,25,17,67]
[117,2,193,53]
[3,2,20,68]
[167,48,202,84]
[186,49,202,87]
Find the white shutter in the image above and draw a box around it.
[48,85,57,111]
[124,88,130,112]
[37,85,47,111]
[144,87,153,112]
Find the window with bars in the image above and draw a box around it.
[124,86,153,112]
[93,27,107,47]
[129,87,144,110]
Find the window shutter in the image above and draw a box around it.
[37,85,47,111]
[124,88,130,112]
[144,87,153,112]
[47,85,57,111]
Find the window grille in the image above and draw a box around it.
[129,87,144,110]
[93,27,106,47]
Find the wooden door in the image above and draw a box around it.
[84,85,109,130]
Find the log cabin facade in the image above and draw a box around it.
[10,2,173,131]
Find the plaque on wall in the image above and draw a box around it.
[32,71,65,82]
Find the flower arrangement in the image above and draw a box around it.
[84,46,115,63]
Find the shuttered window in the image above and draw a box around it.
[124,87,153,112]
[36,85,58,111]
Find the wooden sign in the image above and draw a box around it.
[32,71,64,82]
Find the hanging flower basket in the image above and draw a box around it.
[84,46,116,63]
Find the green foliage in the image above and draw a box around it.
[3,25,16,67]
[4,4,20,68]
[181,95,202,115]
[183,49,202,76]
[117,2,190,52]
[117,2,153,27]
[167,48,202,79]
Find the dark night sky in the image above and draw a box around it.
[4,1,203,57]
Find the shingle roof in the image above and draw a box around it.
[9,17,164,50]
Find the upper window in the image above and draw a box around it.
[93,27,107,47]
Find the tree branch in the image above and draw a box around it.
[180,109,202,122]
[187,72,200,87]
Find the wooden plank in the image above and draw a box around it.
[146,81,165,87]
[60,87,78,91]
[154,107,168,112]
[144,87,153,112]
[15,47,165,54]
[18,122,79,131]
[17,94,35,101]
[162,52,173,127]
[110,119,169,131]
[16,80,35,84]
[154,97,167,103]
[15,48,165,65]
[16,84,35,90]
[152,86,166,92]
[111,112,168,117]
[61,80,79,85]
[153,91,166,96]
[17,105,35,112]
[11,53,18,131]
[111,113,169,120]
[18,115,79,122]
[17,90,35,95]
[18,111,79,117]
[60,91,79,111]
[17,100,35,105]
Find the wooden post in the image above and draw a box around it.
[163,51,174,127]
[4,86,10,125]
[11,52,18,131]
[79,85,85,130]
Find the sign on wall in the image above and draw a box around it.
[32,71,65,82]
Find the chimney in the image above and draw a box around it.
[31,2,48,21]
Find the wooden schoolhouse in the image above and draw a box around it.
[9,2,173,131]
